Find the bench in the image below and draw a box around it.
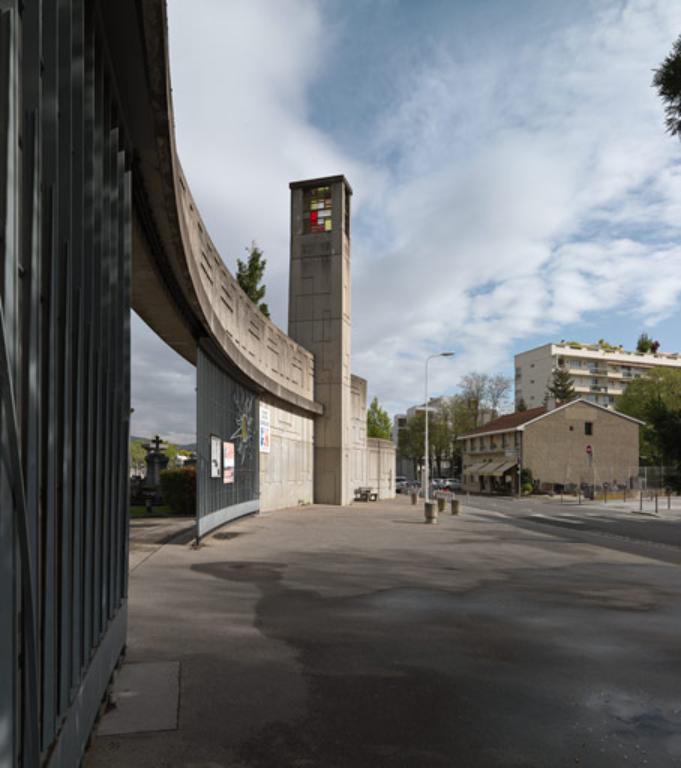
[354,486,378,502]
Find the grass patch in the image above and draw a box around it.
[129,505,174,518]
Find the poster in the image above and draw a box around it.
[223,441,235,484]
[259,404,271,454]
[210,435,222,478]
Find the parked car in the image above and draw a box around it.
[443,478,461,492]
[395,476,408,493]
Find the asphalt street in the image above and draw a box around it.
[87,496,681,768]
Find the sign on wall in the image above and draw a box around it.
[223,441,235,484]
[210,435,222,478]
[259,404,271,453]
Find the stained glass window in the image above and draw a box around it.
[303,186,332,234]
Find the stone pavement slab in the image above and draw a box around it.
[98,661,180,735]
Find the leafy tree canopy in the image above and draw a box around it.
[654,34,681,138]
[367,397,392,439]
[636,332,660,354]
[617,368,681,466]
[236,241,270,318]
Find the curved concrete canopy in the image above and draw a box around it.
[101,0,322,416]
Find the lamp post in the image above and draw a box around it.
[424,352,455,503]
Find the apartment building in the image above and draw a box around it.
[515,342,681,409]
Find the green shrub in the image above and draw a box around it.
[521,482,533,495]
[160,466,196,516]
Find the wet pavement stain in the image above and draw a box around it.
[191,560,681,768]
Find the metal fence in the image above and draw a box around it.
[1,2,131,765]
[196,343,260,538]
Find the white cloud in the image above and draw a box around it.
[133,0,681,438]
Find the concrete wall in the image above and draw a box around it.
[350,374,368,490]
[523,402,639,488]
[259,400,314,511]
[176,169,317,408]
[366,438,397,499]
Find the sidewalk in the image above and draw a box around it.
[537,493,681,519]
[86,497,681,767]
[128,515,195,570]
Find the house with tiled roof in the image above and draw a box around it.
[458,398,642,494]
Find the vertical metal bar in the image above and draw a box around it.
[40,0,60,746]
[91,33,104,643]
[121,166,131,599]
[69,0,85,687]
[81,0,95,660]
[57,0,75,718]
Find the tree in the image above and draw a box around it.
[637,333,652,353]
[367,397,392,439]
[236,241,270,318]
[398,412,425,478]
[486,374,511,415]
[636,333,660,354]
[546,367,576,404]
[460,372,489,426]
[617,369,681,471]
[517,397,528,412]
[653,34,681,138]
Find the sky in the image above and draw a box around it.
[131,0,681,445]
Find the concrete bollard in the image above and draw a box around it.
[451,498,460,516]
[437,496,445,513]
[424,502,437,524]
[410,491,417,506]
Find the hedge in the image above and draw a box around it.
[160,466,196,516]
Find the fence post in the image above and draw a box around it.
[639,490,643,512]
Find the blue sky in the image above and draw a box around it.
[131,0,681,443]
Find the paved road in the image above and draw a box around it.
[88,497,681,768]
[460,494,681,563]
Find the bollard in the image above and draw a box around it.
[437,496,445,513]
[451,498,460,516]
[411,491,417,506]
[640,490,643,512]
[604,487,608,504]
[424,502,437,524]
[668,492,671,510]
[578,489,582,505]
[624,487,627,502]
[655,494,658,515]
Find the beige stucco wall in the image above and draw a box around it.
[259,400,314,512]
[523,402,639,488]
[366,438,397,499]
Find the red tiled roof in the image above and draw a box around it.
[460,406,547,437]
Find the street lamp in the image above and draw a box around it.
[424,352,455,503]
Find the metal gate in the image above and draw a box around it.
[0,1,131,764]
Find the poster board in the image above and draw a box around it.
[223,441,234,484]
[259,404,271,453]
[210,435,222,478]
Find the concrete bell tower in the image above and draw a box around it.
[288,175,353,505]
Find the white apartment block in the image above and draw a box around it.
[515,342,681,409]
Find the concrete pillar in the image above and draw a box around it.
[289,176,353,505]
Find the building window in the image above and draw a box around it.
[303,186,332,233]
[585,422,593,435]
